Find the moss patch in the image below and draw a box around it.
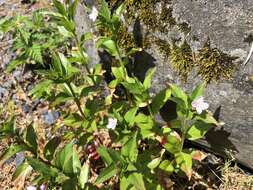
[197,41,237,83]
[170,41,195,81]
[106,0,237,83]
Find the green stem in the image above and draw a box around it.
[180,118,188,151]
[148,103,154,118]
[66,82,86,119]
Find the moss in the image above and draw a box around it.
[178,22,191,35]
[154,38,171,58]
[117,26,136,50]
[170,41,195,81]
[197,41,237,83]
[106,0,237,83]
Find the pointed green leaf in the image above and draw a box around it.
[147,157,161,170]
[12,162,32,181]
[175,152,192,178]
[121,132,138,162]
[79,162,89,189]
[27,157,58,177]
[97,146,113,166]
[143,68,156,90]
[186,121,212,141]
[53,0,67,17]
[191,83,206,101]
[159,160,174,173]
[68,0,79,20]
[170,84,188,107]
[95,164,118,185]
[55,143,81,176]
[99,0,111,21]
[25,124,38,152]
[44,137,61,160]
[151,88,171,114]
[124,107,138,126]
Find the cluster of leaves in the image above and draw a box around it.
[0,0,219,189]
[0,6,70,72]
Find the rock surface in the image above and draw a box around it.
[77,0,253,169]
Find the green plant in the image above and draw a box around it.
[0,0,219,189]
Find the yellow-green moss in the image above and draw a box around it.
[154,38,171,58]
[170,41,195,81]
[106,0,237,83]
[197,41,237,83]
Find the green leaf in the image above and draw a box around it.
[0,144,27,167]
[128,172,146,190]
[191,83,206,101]
[122,80,144,95]
[112,67,125,81]
[6,59,25,73]
[53,0,67,17]
[97,146,113,166]
[51,92,73,107]
[99,0,111,21]
[27,157,58,177]
[12,162,32,181]
[163,135,181,154]
[143,68,156,90]
[195,113,218,125]
[68,0,79,20]
[147,157,161,170]
[159,160,174,173]
[120,176,130,190]
[124,107,138,126]
[115,3,126,16]
[26,44,43,64]
[43,137,61,160]
[63,178,78,190]
[95,164,118,185]
[186,121,212,141]
[0,116,16,138]
[134,114,154,130]
[151,88,171,114]
[79,162,89,189]
[121,132,138,162]
[98,38,118,57]
[55,143,81,176]
[25,124,38,152]
[58,26,73,38]
[170,84,188,107]
[175,152,192,178]
[29,80,53,99]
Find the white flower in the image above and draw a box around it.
[40,184,46,190]
[106,118,117,130]
[89,6,98,22]
[191,96,209,114]
[27,186,36,190]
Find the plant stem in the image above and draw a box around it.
[148,103,154,118]
[180,118,188,151]
[66,82,86,119]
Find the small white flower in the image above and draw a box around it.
[27,186,36,190]
[40,184,46,190]
[106,118,117,130]
[191,96,209,114]
[89,6,98,22]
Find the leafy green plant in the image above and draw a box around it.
[0,0,220,189]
